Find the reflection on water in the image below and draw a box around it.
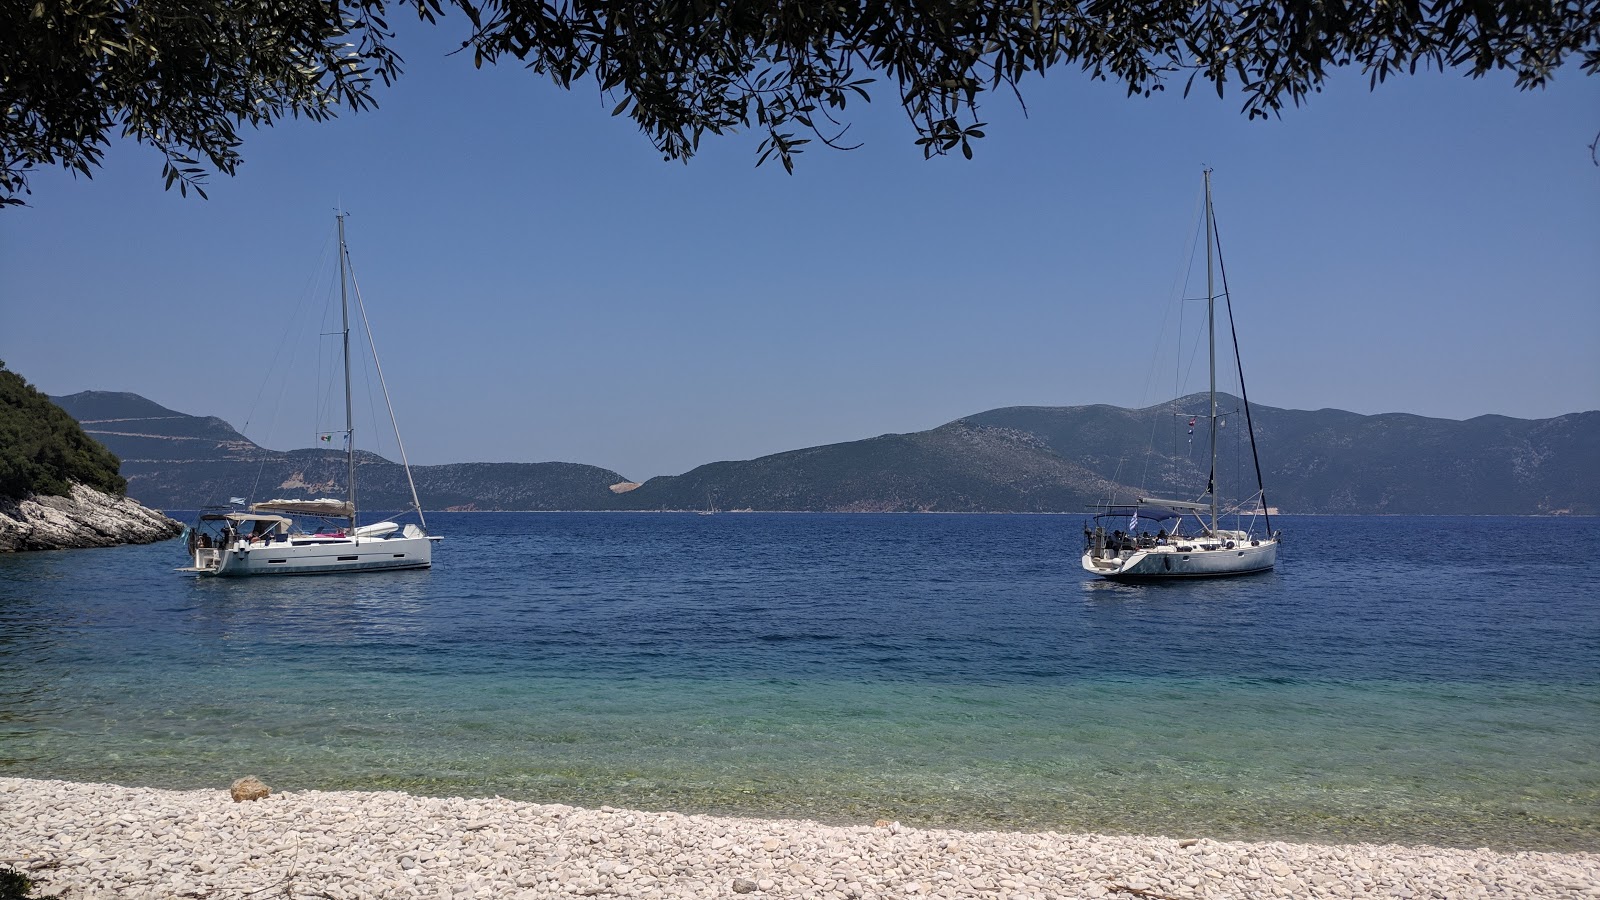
[1,514,1597,850]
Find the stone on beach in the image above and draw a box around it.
[228,776,270,802]
[2,777,1596,900]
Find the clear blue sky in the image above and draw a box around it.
[3,26,1596,481]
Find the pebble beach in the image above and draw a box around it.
[3,777,1595,899]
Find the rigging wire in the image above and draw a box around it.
[346,259,429,529]
[241,230,338,506]
[1107,181,1207,506]
[1210,180,1274,537]
[351,270,399,514]
[1164,195,1214,502]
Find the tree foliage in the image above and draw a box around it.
[0,866,50,900]
[3,0,1597,204]
[1,0,413,205]
[0,361,126,500]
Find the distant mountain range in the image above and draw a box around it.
[53,391,1599,515]
[51,392,627,512]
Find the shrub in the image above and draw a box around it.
[0,360,125,500]
[0,865,57,900]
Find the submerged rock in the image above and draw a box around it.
[0,483,182,552]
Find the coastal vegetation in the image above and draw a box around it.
[3,1,1596,204]
[0,363,124,501]
[0,865,52,900]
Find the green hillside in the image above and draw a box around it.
[0,363,125,500]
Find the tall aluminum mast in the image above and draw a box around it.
[1204,169,1218,534]
[337,212,357,528]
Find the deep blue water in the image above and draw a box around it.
[2,514,1596,850]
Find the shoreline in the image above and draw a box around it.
[4,778,1595,899]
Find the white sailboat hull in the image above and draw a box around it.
[184,532,436,577]
[178,214,441,580]
[1080,171,1279,584]
[1082,538,1277,581]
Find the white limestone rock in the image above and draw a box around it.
[0,483,182,552]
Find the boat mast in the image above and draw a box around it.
[1204,169,1218,535]
[337,212,357,529]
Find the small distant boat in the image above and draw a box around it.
[179,214,440,577]
[1083,171,1280,581]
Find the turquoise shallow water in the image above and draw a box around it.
[2,514,1596,850]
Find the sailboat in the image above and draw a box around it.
[179,214,441,576]
[1082,171,1280,580]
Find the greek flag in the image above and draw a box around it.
[1128,511,1139,532]
[229,497,246,506]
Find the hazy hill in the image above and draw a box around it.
[53,390,1600,515]
[967,396,1600,515]
[52,391,629,511]
[52,391,260,462]
[613,421,1130,512]
[618,396,1598,515]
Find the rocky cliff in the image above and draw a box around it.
[0,483,183,552]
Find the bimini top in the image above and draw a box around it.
[250,498,354,518]
[199,512,293,530]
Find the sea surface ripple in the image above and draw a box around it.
[1,513,1595,850]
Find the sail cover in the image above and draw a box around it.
[250,498,354,518]
[1093,505,1185,522]
[1135,496,1209,511]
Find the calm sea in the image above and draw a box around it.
[2,514,1595,851]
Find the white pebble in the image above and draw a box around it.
[0,776,1591,900]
